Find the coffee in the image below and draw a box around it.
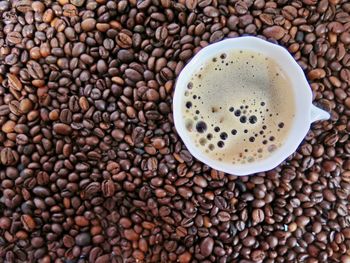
[182,50,296,164]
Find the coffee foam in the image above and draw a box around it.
[182,50,295,165]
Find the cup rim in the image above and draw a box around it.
[173,36,313,175]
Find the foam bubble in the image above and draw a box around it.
[199,138,207,146]
[185,120,193,132]
[220,132,228,140]
[196,121,207,133]
[268,144,277,152]
[249,116,257,124]
[217,141,224,148]
[186,101,192,108]
[240,116,247,123]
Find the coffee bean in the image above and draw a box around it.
[21,214,36,231]
[0,148,19,165]
[125,68,143,82]
[236,1,249,14]
[0,105,10,116]
[124,229,139,241]
[0,217,11,229]
[308,68,326,80]
[70,0,85,7]
[101,180,115,197]
[2,120,15,133]
[200,237,214,257]
[7,73,23,91]
[75,232,91,246]
[53,123,72,135]
[178,251,192,263]
[81,18,96,32]
[263,26,286,40]
[217,211,230,222]
[15,0,33,13]
[19,98,33,114]
[6,32,22,45]
[118,49,134,63]
[252,208,265,224]
[203,6,219,17]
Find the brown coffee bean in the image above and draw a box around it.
[15,0,33,13]
[252,208,265,224]
[200,237,214,257]
[0,148,19,165]
[178,187,193,199]
[53,123,72,135]
[124,229,139,241]
[235,1,248,14]
[0,217,11,229]
[203,6,219,17]
[0,105,10,116]
[101,180,115,197]
[6,32,22,45]
[217,211,230,222]
[81,18,96,32]
[116,32,132,48]
[2,120,15,133]
[19,98,33,114]
[250,250,265,262]
[263,26,286,40]
[125,68,143,82]
[340,68,350,84]
[7,73,23,91]
[178,251,192,263]
[63,235,75,248]
[75,232,91,246]
[27,60,44,79]
[308,69,326,80]
[71,0,85,7]
[210,30,224,43]
[323,189,336,202]
[21,214,36,231]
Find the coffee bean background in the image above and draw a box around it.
[0,0,349,262]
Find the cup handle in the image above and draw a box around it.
[310,104,330,123]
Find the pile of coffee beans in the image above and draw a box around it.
[0,0,349,262]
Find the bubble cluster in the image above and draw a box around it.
[182,49,295,165]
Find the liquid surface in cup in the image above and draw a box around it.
[182,50,296,165]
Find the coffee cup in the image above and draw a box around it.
[173,36,330,176]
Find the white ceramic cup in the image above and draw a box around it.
[173,36,330,176]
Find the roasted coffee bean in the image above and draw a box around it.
[200,237,214,257]
[263,26,286,40]
[20,215,36,231]
[7,73,23,91]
